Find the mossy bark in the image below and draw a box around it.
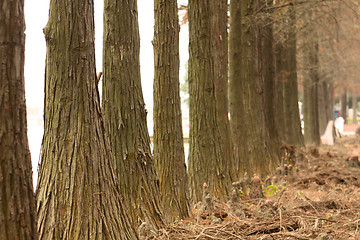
[153,0,190,222]
[0,0,38,238]
[36,0,138,239]
[102,0,164,229]
[188,0,231,203]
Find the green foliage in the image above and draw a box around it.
[264,185,280,196]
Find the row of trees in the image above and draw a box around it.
[1,0,359,239]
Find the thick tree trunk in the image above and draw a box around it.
[341,88,347,123]
[212,0,236,181]
[303,40,321,146]
[0,1,38,238]
[283,6,304,146]
[318,80,328,135]
[262,0,281,162]
[352,91,357,124]
[188,0,231,203]
[102,0,164,229]
[229,0,245,175]
[234,0,277,176]
[323,81,334,123]
[275,5,304,146]
[326,82,334,121]
[153,0,190,223]
[275,43,286,142]
[36,0,138,239]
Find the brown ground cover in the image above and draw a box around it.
[147,135,360,240]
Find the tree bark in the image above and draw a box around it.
[341,88,347,123]
[188,0,231,203]
[229,0,245,175]
[234,0,277,176]
[0,0,38,238]
[153,0,190,222]
[318,80,328,135]
[261,0,281,161]
[303,28,321,146]
[36,0,138,239]
[275,5,304,146]
[352,91,357,124]
[102,0,164,229]
[212,0,236,181]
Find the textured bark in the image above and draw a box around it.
[36,0,138,239]
[212,0,236,181]
[341,88,347,123]
[188,0,231,203]
[275,5,304,146]
[233,0,277,176]
[303,29,321,146]
[318,79,333,135]
[0,0,37,239]
[318,81,327,135]
[275,43,286,142]
[153,0,190,222]
[102,0,164,229]
[229,0,245,175]
[352,91,357,124]
[261,0,281,161]
[326,82,334,121]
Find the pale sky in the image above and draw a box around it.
[24,0,189,186]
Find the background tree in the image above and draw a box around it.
[36,0,138,238]
[229,0,245,175]
[301,8,321,146]
[0,0,37,238]
[153,0,190,222]
[261,0,282,157]
[188,0,231,202]
[211,0,236,181]
[102,0,164,229]
[274,3,304,146]
[230,0,279,176]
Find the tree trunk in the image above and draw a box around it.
[303,37,321,146]
[341,87,347,123]
[188,0,231,203]
[212,0,236,181]
[275,42,286,142]
[153,0,190,223]
[352,91,357,124]
[261,0,281,161]
[229,0,245,175]
[36,0,138,239]
[102,0,164,229]
[326,82,334,121]
[0,1,38,238]
[282,6,304,146]
[234,0,277,176]
[318,80,328,135]
[275,5,304,146]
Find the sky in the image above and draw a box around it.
[24,0,189,186]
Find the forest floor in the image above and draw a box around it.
[149,134,360,240]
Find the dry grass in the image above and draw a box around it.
[147,136,360,240]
